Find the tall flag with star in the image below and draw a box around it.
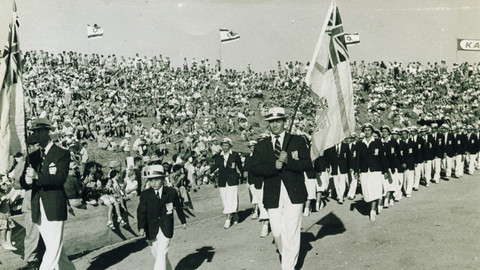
[0,0,26,174]
[305,1,355,161]
[219,28,240,43]
[87,24,104,39]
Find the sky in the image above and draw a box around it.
[1,0,479,71]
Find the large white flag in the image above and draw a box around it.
[0,1,26,174]
[219,28,240,43]
[87,24,104,39]
[305,0,356,161]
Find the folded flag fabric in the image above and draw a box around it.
[87,24,104,39]
[219,28,240,43]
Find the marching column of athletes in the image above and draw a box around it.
[243,120,480,235]
[204,109,480,270]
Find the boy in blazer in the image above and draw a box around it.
[137,165,187,270]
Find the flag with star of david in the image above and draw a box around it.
[305,0,356,161]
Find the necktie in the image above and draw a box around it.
[156,190,161,199]
[336,144,340,155]
[39,148,45,172]
[274,135,281,159]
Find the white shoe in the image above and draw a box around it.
[383,200,389,208]
[260,224,269,237]
[406,194,411,198]
[389,200,395,207]
[251,213,259,220]
[224,219,231,229]
[369,210,376,222]
[303,208,310,217]
[377,206,383,214]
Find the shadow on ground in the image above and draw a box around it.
[296,212,346,270]
[174,246,215,270]
[86,239,147,270]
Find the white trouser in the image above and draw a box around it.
[38,198,75,270]
[267,181,303,270]
[346,171,357,199]
[403,170,414,196]
[443,156,453,177]
[476,152,480,169]
[467,154,476,174]
[393,171,403,200]
[413,163,423,189]
[252,184,269,220]
[454,154,464,177]
[424,160,433,183]
[432,157,441,182]
[149,229,172,270]
[332,171,347,200]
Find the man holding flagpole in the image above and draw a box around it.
[251,107,312,270]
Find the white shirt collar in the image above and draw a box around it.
[270,131,286,146]
[44,141,54,155]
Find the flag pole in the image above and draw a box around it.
[284,82,307,149]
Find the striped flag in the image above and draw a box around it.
[345,33,360,45]
[0,1,26,174]
[219,28,240,43]
[87,24,104,39]
[305,0,355,161]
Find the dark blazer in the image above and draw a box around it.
[324,143,351,175]
[20,144,70,223]
[382,138,402,172]
[423,135,435,161]
[454,133,467,155]
[399,138,415,170]
[433,132,444,158]
[244,154,263,189]
[137,186,186,240]
[443,132,456,157]
[412,135,425,164]
[313,155,327,173]
[466,133,479,154]
[355,138,388,174]
[210,151,243,187]
[348,142,359,172]
[251,134,312,209]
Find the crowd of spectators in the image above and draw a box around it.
[2,50,480,224]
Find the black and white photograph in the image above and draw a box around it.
[0,0,479,269]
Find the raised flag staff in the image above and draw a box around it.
[305,0,356,161]
[0,0,26,174]
[218,28,240,71]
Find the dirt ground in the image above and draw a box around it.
[73,173,480,270]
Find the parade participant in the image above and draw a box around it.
[441,124,455,179]
[453,125,467,178]
[0,176,17,251]
[399,128,415,198]
[137,165,187,270]
[20,118,76,270]
[346,133,358,200]
[380,125,397,208]
[251,107,312,270]
[391,128,404,201]
[324,139,351,205]
[210,138,243,229]
[410,126,425,191]
[421,126,435,187]
[355,123,388,221]
[465,125,479,175]
[244,140,269,237]
[431,123,443,183]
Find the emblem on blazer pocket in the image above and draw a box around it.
[49,163,57,175]
[166,203,173,214]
